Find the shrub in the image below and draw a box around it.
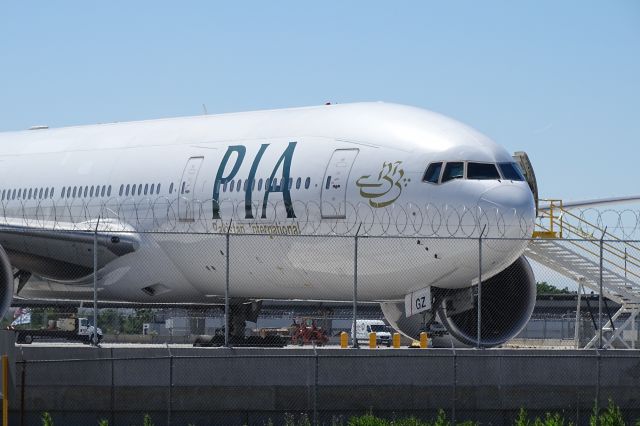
[41,412,54,426]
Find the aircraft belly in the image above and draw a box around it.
[152,235,494,301]
[16,232,528,304]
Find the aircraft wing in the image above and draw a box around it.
[539,195,640,211]
[0,218,141,283]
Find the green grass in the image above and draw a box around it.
[41,401,637,426]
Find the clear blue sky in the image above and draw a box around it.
[1,2,638,201]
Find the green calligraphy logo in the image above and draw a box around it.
[355,161,409,208]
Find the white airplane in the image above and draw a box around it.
[0,102,546,346]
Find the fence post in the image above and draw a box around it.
[225,224,231,347]
[574,282,583,348]
[598,231,605,349]
[93,217,101,346]
[19,362,24,426]
[477,226,485,349]
[2,355,7,426]
[167,345,173,426]
[352,224,362,348]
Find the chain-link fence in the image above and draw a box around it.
[3,224,640,424]
[9,349,640,425]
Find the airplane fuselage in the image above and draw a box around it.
[0,103,535,304]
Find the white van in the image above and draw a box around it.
[353,319,392,347]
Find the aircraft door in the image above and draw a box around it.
[178,156,204,221]
[321,149,359,219]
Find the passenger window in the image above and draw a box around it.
[138,185,142,196]
[272,178,277,190]
[39,188,43,199]
[169,183,174,194]
[1,190,4,200]
[236,180,242,192]
[229,180,234,192]
[106,186,111,197]
[72,187,77,198]
[150,184,155,195]
[265,178,271,191]
[119,185,124,196]
[126,184,130,196]
[305,177,310,189]
[288,178,293,190]
[131,184,136,195]
[258,179,263,191]
[66,187,71,198]
[296,177,301,189]
[144,184,148,195]
[441,162,464,183]
[28,189,32,199]
[423,162,443,184]
[90,186,94,197]
[12,189,16,200]
[222,182,227,192]
[467,162,500,180]
[154,184,159,195]
[325,176,331,190]
[50,188,54,198]
[44,188,49,199]
[498,163,525,181]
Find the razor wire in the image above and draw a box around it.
[1,196,640,238]
[0,196,535,238]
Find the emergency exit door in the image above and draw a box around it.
[321,149,359,219]
[178,156,204,221]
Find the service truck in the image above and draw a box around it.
[15,317,103,344]
[353,319,393,347]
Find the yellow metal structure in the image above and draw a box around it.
[340,332,348,348]
[533,199,564,238]
[419,332,428,348]
[534,198,640,283]
[393,333,401,348]
[369,332,377,348]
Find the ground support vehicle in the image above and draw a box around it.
[15,317,102,344]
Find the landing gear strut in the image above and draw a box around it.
[193,301,285,347]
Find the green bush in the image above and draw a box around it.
[348,413,388,426]
[41,412,54,426]
[591,399,625,426]
[142,414,154,426]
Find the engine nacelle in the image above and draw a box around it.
[381,256,536,348]
[0,245,14,320]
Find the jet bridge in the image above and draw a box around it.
[526,200,640,349]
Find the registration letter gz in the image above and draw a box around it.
[415,296,428,310]
[404,286,431,317]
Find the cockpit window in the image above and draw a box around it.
[467,162,500,180]
[441,162,464,183]
[498,163,525,181]
[423,162,443,183]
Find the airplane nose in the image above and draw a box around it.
[478,184,535,238]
